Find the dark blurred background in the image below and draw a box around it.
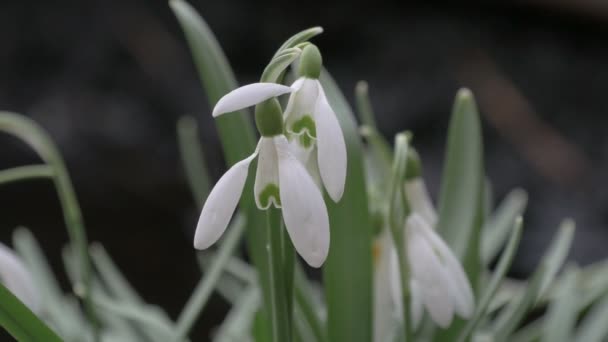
[1,0,608,339]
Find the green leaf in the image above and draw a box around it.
[433,88,484,341]
[457,217,523,342]
[436,88,484,273]
[174,214,246,339]
[0,111,97,334]
[319,71,372,342]
[574,292,608,342]
[0,282,63,341]
[0,165,53,186]
[169,1,272,338]
[482,189,528,264]
[492,219,575,341]
[542,265,579,342]
[177,116,211,208]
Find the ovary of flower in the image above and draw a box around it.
[0,242,40,312]
[283,77,347,202]
[389,214,474,328]
[193,134,330,268]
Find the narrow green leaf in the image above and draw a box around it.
[492,220,575,340]
[542,265,579,342]
[0,111,97,334]
[457,218,523,342]
[482,189,528,264]
[0,165,53,186]
[89,243,144,304]
[436,88,484,281]
[174,214,246,339]
[169,2,273,338]
[319,71,372,342]
[215,287,260,342]
[433,89,484,342]
[574,292,608,342]
[0,282,62,341]
[177,116,211,207]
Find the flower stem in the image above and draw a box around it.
[387,133,413,342]
[281,219,295,328]
[267,208,291,342]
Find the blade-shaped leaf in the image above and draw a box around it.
[319,71,372,342]
[482,189,528,264]
[0,282,62,341]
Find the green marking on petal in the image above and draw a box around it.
[290,115,316,139]
[299,133,315,148]
[259,183,281,208]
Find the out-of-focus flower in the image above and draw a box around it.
[0,242,39,312]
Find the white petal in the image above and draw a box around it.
[0,243,39,312]
[212,83,293,117]
[254,137,280,210]
[406,216,454,328]
[410,280,424,329]
[290,77,306,92]
[315,82,347,202]
[415,214,475,318]
[275,136,330,267]
[284,78,319,138]
[373,231,396,342]
[194,150,258,249]
[404,179,437,227]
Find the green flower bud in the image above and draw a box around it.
[255,98,284,137]
[298,44,322,79]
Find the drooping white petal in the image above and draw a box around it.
[404,179,438,227]
[275,135,330,267]
[406,215,454,328]
[410,280,424,329]
[284,78,319,139]
[212,83,293,117]
[254,137,280,210]
[194,149,258,249]
[0,243,39,312]
[416,215,474,318]
[290,77,306,92]
[315,82,347,202]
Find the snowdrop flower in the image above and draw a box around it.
[0,242,39,312]
[390,214,474,328]
[196,95,330,268]
[283,44,347,202]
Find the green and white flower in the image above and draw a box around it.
[390,214,474,328]
[195,89,330,268]
[283,45,347,202]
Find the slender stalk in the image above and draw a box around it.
[281,218,295,330]
[266,208,291,342]
[387,133,413,341]
[0,165,53,186]
[174,215,246,340]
